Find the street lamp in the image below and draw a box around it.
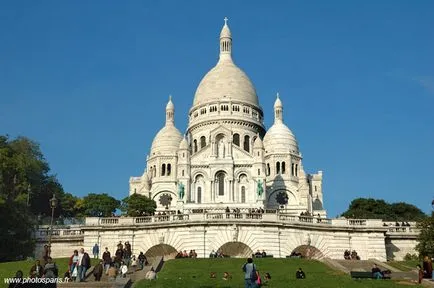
[47,194,58,254]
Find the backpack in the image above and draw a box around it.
[250,264,258,281]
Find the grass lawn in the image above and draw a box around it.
[0,257,99,288]
[134,258,423,288]
[386,260,421,272]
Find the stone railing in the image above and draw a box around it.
[386,226,420,234]
[36,225,83,240]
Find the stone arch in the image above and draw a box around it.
[192,170,209,181]
[145,244,178,260]
[217,241,253,258]
[235,169,250,182]
[290,245,324,259]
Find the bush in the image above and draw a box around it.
[403,253,419,261]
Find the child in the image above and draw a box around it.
[417,264,423,284]
[120,261,128,278]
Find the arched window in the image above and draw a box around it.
[276,162,280,174]
[291,163,295,176]
[295,164,298,176]
[282,162,286,174]
[244,135,250,152]
[233,134,240,146]
[241,186,246,203]
[267,163,270,176]
[193,139,198,153]
[217,172,226,196]
[153,165,156,177]
[167,163,171,176]
[200,136,206,148]
[182,170,185,176]
[197,187,202,204]
[258,169,260,176]
[161,164,166,176]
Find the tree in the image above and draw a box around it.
[121,193,156,217]
[416,212,434,258]
[82,193,120,217]
[0,135,66,261]
[341,198,426,221]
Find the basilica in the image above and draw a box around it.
[129,19,326,216]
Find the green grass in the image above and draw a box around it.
[386,260,421,272]
[0,257,99,288]
[134,258,423,288]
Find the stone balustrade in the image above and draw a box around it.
[36,225,83,240]
[83,213,390,228]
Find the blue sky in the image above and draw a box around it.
[1,0,433,217]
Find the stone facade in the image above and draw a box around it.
[37,216,418,261]
[129,20,325,216]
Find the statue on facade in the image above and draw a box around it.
[178,183,185,200]
[257,180,263,197]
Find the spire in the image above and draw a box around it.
[219,17,232,62]
[166,95,175,125]
[274,92,283,123]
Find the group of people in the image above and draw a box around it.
[241,257,306,287]
[253,250,268,258]
[343,249,360,260]
[175,250,198,258]
[209,249,226,258]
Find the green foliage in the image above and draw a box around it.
[0,135,66,261]
[403,253,419,261]
[341,198,426,221]
[121,193,156,217]
[82,193,120,217]
[416,213,434,258]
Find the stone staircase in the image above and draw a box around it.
[328,258,433,284]
[57,257,163,288]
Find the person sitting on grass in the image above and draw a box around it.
[223,272,232,280]
[371,264,383,279]
[210,272,216,278]
[296,268,306,279]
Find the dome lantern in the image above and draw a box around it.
[274,93,283,124]
[166,95,175,126]
[219,17,232,62]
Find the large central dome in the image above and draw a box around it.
[193,60,259,107]
[192,19,260,108]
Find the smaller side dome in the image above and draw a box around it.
[179,137,189,150]
[150,96,183,156]
[150,126,183,156]
[263,123,299,154]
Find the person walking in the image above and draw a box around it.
[242,257,258,288]
[92,243,100,259]
[102,247,112,274]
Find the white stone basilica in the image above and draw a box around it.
[129,19,326,216]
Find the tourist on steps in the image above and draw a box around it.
[92,243,99,259]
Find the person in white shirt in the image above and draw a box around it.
[120,261,128,278]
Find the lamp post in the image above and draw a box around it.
[47,194,58,255]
